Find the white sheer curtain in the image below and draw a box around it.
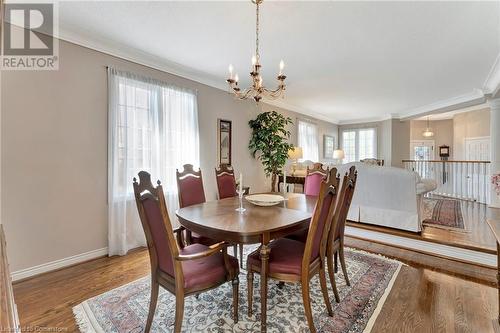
[108,68,199,256]
[298,119,319,161]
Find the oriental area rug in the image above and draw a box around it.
[74,247,402,333]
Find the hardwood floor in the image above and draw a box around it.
[13,246,499,332]
[348,198,497,254]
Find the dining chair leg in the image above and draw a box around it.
[319,267,333,316]
[326,251,340,303]
[334,251,339,273]
[174,293,185,333]
[239,244,244,269]
[339,245,350,286]
[326,253,340,303]
[301,281,316,333]
[145,278,159,333]
[232,276,239,323]
[247,270,254,316]
[233,244,238,258]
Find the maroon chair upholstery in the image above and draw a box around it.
[133,171,239,333]
[215,165,244,268]
[176,164,206,208]
[215,165,238,199]
[303,164,328,196]
[246,168,340,333]
[176,164,215,246]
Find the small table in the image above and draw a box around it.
[485,208,500,324]
[278,175,305,191]
[176,193,317,332]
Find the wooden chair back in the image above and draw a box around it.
[304,164,328,196]
[176,164,206,208]
[215,164,237,199]
[133,171,181,279]
[360,158,384,166]
[330,166,358,242]
[302,168,340,267]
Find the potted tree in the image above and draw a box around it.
[249,111,294,192]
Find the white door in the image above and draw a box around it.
[465,137,490,161]
[410,140,435,178]
[465,137,490,203]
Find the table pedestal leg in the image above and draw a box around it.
[260,235,270,333]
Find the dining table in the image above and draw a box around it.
[176,193,318,332]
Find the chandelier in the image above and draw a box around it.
[226,0,286,102]
[422,117,435,137]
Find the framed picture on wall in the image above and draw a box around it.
[323,135,335,159]
[217,119,232,166]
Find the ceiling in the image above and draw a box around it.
[56,1,500,124]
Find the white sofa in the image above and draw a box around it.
[337,162,436,232]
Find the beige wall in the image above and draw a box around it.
[453,108,490,160]
[410,119,454,158]
[1,39,337,272]
[391,119,411,168]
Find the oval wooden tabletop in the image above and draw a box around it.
[176,193,318,244]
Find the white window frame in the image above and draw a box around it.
[297,118,319,162]
[341,128,378,163]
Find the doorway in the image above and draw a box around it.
[410,140,435,178]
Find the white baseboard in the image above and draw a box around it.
[346,226,496,267]
[11,247,108,282]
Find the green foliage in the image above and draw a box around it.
[248,111,293,190]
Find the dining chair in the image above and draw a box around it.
[176,164,215,246]
[133,171,240,333]
[215,164,244,268]
[326,165,357,302]
[215,164,238,199]
[303,164,328,196]
[246,168,340,333]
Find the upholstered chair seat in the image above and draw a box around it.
[247,238,305,276]
[179,244,239,289]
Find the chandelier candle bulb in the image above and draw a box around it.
[279,60,285,74]
[229,64,234,79]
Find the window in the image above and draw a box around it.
[298,119,319,161]
[108,68,199,255]
[341,128,377,163]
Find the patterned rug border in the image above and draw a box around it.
[422,197,468,232]
[73,248,404,333]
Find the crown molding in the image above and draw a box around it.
[399,89,487,120]
[57,28,229,92]
[264,99,339,124]
[48,27,500,125]
[56,28,343,125]
[337,114,399,125]
[484,52,500,98]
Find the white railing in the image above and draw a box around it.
[403,160,491,204]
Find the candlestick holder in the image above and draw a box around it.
[235,189,246,213]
